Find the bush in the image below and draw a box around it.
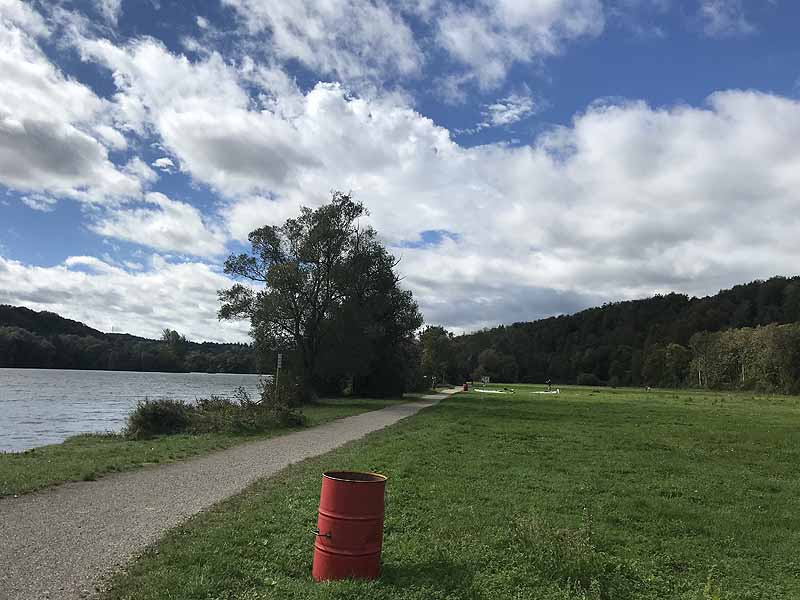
[125,398,192,439]
[577,373,604,386]
[258,376,306,427]
[125,383,306,440]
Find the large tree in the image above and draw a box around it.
[218,192,421,400]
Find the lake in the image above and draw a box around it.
[0,368,268,453]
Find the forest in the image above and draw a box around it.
[6,275,800,392]
[421,276,800,393]
[0,305,258,373]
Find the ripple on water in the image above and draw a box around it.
[0,368,265,452]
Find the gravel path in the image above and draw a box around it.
[0,391,458,600]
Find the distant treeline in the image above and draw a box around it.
[425,276,800,392]
[0,306,259,373]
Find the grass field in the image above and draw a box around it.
[0,396,409,497]
[100,385,800,600]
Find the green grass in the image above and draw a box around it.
[102,385,800,600]
[0,397,407,497]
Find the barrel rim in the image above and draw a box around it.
[322,470,387,483]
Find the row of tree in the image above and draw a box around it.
[0,315,257,373]
[417,276,800,392]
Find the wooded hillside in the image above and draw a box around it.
[433,276,800,392]
[0,305,258,373]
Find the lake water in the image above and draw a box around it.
[0,368,268,453]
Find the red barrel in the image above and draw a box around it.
[463,382,469,391]
[312,471,387,581]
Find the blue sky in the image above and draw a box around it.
[1,0,800,341]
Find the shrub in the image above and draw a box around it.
[126,398,192,439]
[125,383,306,439]
[258,376,306,427]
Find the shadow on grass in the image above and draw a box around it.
[380,558,476,597]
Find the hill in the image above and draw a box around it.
[434,276,800,392]
[0,305,259,373]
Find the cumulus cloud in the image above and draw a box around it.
[223,195,303,240]
[700,0,755,37]
[222,0,423,84]
[4,3,800,340]
[436,0,605,89]
[90,192,228,257]
[68,35,800,333]
[123,156,158,184]
[0,255,249,342]
[0,0,140,202]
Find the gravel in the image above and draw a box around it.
[0,393,456,600]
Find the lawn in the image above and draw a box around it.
[101,385,800,600]
[0,396,409,497]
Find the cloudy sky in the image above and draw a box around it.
[1,0,799,342]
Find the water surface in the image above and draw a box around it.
[0,368,266,452]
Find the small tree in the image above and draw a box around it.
[420,326,453,387]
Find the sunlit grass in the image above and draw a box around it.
[102,385,800,599]
[0,397,406,497]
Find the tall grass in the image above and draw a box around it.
[125,385,305,440]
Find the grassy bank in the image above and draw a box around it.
[103,385,800,599]
[0,397,408,497]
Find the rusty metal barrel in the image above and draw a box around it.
[312,470,387,581]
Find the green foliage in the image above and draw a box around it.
[472,347,519,383]
[0,305,257,373]
[430,276,800,389]
[219,192,422,400]
[125,398,192,438]
[577,372,604,386]
[420,325,454,385]
[258,377,306,427]
[125,387,308,439]
[690,323,800,393]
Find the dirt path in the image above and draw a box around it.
[0,391,459,600]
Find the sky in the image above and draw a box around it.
[1,0,800,343]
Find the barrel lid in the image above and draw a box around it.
[323,471,387,483]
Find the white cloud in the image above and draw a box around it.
[72,36,800,335]
[700,0,755,37]
[94,0,123,25]
[94,124,127,150]
[222,0,423,84]
[484,92,537,127]
[152,157,175,172]
[195,15,209,29]
[436,0,605,89]
[123,156,158,185]
[21,193,57,212]
[0,1,140,202]
[460,91,539,134]
[6,9,800,338]
[91,192,228,257]
[223,195,303,239]
[0,255,249,342]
